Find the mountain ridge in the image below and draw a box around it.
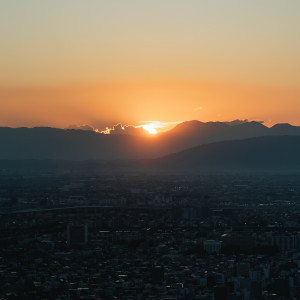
[143,135,300,171]
[0,121,300,160]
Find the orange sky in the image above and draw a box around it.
[0,1,299,130]
[1,80,299,130]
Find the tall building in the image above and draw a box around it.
[271,234,300,251]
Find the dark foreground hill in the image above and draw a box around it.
[145,136,300,171]
[0,136,300,172]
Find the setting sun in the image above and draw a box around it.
[142,124,158,135]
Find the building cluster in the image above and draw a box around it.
[1,170,300,299]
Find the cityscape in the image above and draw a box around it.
[1,167,300,299]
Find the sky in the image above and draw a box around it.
[0,0,299,131]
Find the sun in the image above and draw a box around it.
[142,124,158,135]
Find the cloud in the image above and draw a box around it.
[137,120,183,129]
[193,106,203,111]
[100,121,183,135]
[223,119,264,126]
[100,123,145,135]
[66,124,97,131]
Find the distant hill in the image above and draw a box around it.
[146,136,300,171]
[155,120,270,153]
[0,127,143,160]
[0,121,299,160]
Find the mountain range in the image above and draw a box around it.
[0,121,300,169]
[143,135,300,171]
[0,121,299,162]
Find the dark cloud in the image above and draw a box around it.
[100,123,145,136]
[66,124,96,131]
[223,120,264,126]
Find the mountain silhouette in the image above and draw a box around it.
[145,136,300,171]
[0,121,299,160]
[155,120,269,153]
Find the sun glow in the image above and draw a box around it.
[142,124,158,135]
